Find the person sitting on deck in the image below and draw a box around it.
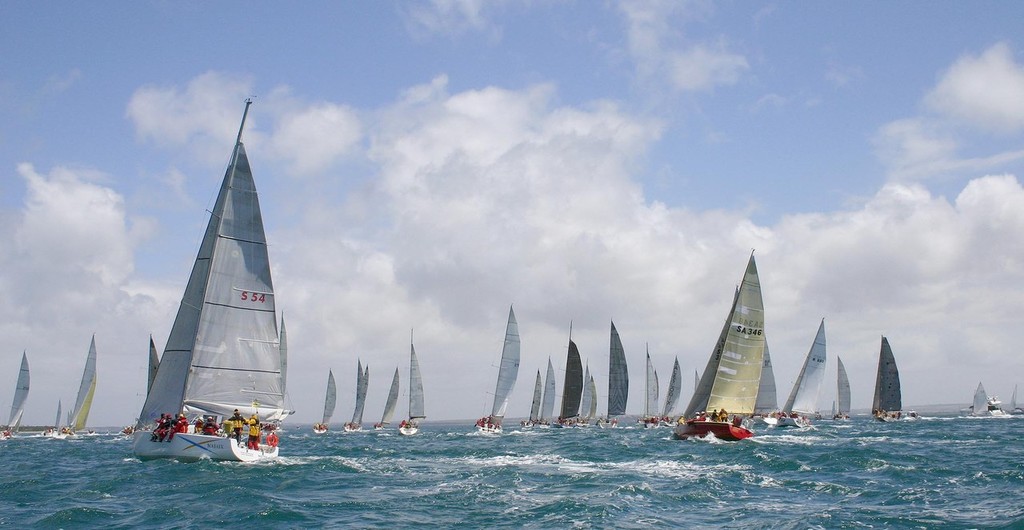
[202,416,219,435]
[194,416,205,434]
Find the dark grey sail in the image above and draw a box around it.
[559,340,584,420]
[607,321,629,418]
[872,336,902,413]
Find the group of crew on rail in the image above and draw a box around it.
[147,408,278,449]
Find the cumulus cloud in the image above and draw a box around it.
[268,102,362,175]
[926,42,1024,134]
[400,0,501,39]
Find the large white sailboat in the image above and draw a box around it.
[132,101,287,462]
[476,306,520,434]
[778,320,827,428]
[313,371,337,434]
[2,352,30,439]
[675,254,766,441]
[398,340,425,436]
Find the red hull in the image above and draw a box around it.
[673,420,753,441]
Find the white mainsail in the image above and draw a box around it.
[321,370,337,426]
[661,357,682,417]
[136,101,284,426]
[351,361,369,425]
[782,319,827,415]
[836,356,851,416]
[607,321,628,418]
[69,335,98,432]
[408,342,425,421]
[54,400,62,430]
[684,254,765,417]
[540,358,556,422]
[380,368,400,427]
[580,365,593,421]
[643,349,659,418]
[279,315,289,398]
[587,374,598,420]
[972,382,987,416]
[488,306,521,426]
[754,341,778,414]
[7,351,30,431]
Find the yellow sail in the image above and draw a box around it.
[73,377,96,431]
[705,255,766,415]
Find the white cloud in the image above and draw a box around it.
[268,103,362,176]
[620,1,748,93]
[926,42,1024,134]
[401,0,500,39]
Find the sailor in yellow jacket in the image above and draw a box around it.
[246,415,261,450]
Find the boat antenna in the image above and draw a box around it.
[568,320,573,342]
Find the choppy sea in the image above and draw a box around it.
[2,415,1023,528]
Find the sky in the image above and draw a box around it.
[3,1,1024,427]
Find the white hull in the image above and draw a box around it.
[776,416,810,428]
[312,426,328,434]
[477,425,502,434]
[132,431,278,462]
[344,424,363,432]
[398,425,419,436]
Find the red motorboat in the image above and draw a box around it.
[672,419,753,441]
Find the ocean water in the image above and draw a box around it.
[2,415,1023,529]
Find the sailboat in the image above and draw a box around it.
[585,372,598,424]
[67,335,98,435]
[524,370,543,428]
[554,327,583,428]
[43,401,65,439]
[313,371,337,434]
[599,321,628,428]
[834,357,851,419]
[752,341,779,425]
[345,361,369,432]
[375,368,400,429]
[476,306,520,434]
[132,101,287,462]
[538,358,556,427]
[638,349,660,428]
[2,352,30,439]
[872,336,903,421]
[675,254,766,441]
[964,382,1007,417]
[778,320,827,428]
[398,340,425,435]
[581,366,598,427]
[660,357,682,425]
[148,336,160,396]
[1011,385,1023,415]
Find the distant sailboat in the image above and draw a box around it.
[675,254,765,441]
[585,372,598,423]
[132,101,286,462]
[3,352,30,438]
[555,328,584,428]
[580,364,594,426]
[964,382,1006,417]
[375,368,401,429]
[313,371,337,434]
[779,320,827,427]
[661,357,682,423]
[538,358,556,427]
[601,321,628,428]
[639,348,660,428]
[753,341,779,425]
[1011,385,1023,415]
[68,335,98,434]
[345,361,369,432]
[44,400,65,439]
[872,336,903,421]
[147,336,160,397]
[834,357,851,419]
[476,306,520,434]
[398,340,425,435]
[525,370,543,428]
